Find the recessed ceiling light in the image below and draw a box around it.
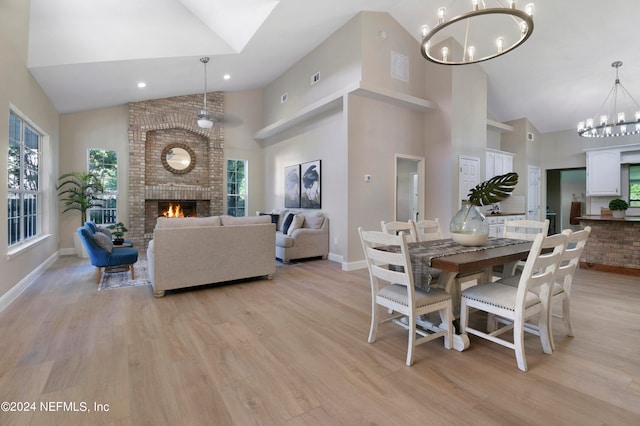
[223,74,231,80]
[137,82,146,88]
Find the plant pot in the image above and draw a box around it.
[450,201,489,246]
[113,238,125,245]
[612,210,626,219]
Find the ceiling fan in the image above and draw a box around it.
[196,56,243,130]
[197,57,215,129]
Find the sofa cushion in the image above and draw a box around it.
[302,212,324,229]
[93,232,113,253]
[287,214,305,236]
[275,232,295,248]
[221,215,271,226]
[155,216,221,229]
[282,213,296,234]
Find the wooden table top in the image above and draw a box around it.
[430,240,532,275]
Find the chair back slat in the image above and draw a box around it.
[360,229,414,290]
[503,219,550,241]
[381,221,415,242]
[409,218,443,242]
[556,226,591,280]
[515,232,567,301]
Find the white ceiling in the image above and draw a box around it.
[28,0,640,134]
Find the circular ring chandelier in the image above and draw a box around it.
[577,61,640,138]
[420,1,534,65]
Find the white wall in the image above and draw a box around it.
[0,0,60,300]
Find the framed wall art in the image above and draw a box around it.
[301,160,321,209]
[284,164,300,208]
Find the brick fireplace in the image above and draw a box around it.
[128,93,225,247]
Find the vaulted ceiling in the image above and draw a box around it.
[28,0,640,134]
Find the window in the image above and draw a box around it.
[8,111,40,247]
[227,159,247,217]
[88,149,118,224]
[630,164,640,208]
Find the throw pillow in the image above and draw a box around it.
[282,213,296,234]
[93,232,113,253]
[287,214,305,236]
[97,226,112,239]
[303,213,324,229]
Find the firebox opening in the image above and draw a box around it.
[158,201,196,218]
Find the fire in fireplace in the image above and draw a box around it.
[158,201,196,218]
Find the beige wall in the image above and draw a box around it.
[59,106,129,250]
[1,0,60,300]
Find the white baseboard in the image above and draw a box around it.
[59,247,76,256]
[342,259,367,271]
[0,251,59,313]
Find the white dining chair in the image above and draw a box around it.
[358,227,453,366]
[460,232,568,372]
[381,220,415,242]
[497,227,591,350]
[409,218,443,242]
[495,218,550,278]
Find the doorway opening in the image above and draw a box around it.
[395,155,424,222]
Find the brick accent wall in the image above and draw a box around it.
[580,219,640,272]
[128,93,224,247]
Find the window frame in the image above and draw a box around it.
[630,164,640,208]
[87,148,118,224]
[226,159,248,217]
[8,110,42,248]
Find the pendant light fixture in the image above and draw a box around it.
[577,61,640,138]
[420,0,534,65]
[197,57,214,129]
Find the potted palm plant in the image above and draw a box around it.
[450,172,519,246]
[57,172,104,257]
[608,198,628,219]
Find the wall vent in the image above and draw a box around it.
[311,72,321,85]
[527,132,535,141]
[281,93,288,103]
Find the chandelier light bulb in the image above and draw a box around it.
[618,112,625,123]
[472,0,479,11]
[421,24,429,38]
[438,7,446,24]
[600,115,608,125]
[496,36,505,53]
[636,111,640,121]
[577,122,585,132]
[441,46,449,61]
[520,21,528,34]
[586,118,594,128]
[621,125,627,134]
[467,46,476,62]
[525,3,535,16]
[509,0,516,9]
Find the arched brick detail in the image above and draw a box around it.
[127,92,225,247]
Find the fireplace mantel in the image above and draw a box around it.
[145,185,212,201]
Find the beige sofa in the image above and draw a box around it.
[271,210,329,263]
[147,215,275,297]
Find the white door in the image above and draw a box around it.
[460,155,480,203]
[527,166,541,221]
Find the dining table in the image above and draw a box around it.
[403,237,534,351]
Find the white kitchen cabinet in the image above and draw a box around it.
[586,150,620,196]
[486,149,514,180]
[487,214,525,237]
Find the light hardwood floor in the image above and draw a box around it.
[0,256,639,425]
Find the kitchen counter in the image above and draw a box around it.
[577,215,640,222]
[577,216,640,276]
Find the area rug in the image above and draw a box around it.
[98,259,150,291]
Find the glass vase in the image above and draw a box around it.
[450,200,489,246]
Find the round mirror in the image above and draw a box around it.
[161,143,196,174]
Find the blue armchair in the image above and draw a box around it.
[77,224,139,284]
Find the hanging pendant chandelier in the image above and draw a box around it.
[420,0,534,65]
[197,57,214,129]
[577,61,640,138]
